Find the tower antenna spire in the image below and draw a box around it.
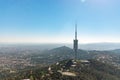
[75,21,77,40]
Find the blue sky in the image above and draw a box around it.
[0,0,120,43]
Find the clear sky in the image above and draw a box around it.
[0,0,120,43]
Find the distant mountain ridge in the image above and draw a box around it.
[80,43,120,50]
[31,45,120,68]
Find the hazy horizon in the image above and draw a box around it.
[1,42,120,50]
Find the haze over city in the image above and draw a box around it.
[0,0,120,43]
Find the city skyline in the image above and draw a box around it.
[0,0,120,43]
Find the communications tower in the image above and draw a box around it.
[73,23,78,60]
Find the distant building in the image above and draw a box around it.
[73,23,78,60]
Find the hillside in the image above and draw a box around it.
[30,46,120,66]
[5,59,120,80]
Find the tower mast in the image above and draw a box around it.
[73,22,78,60]
[75,23,77,40]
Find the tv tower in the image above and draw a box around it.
[73,22,78,60]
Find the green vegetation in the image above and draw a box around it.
[2,59,120,80]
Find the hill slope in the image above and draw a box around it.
[5,59,120,80]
